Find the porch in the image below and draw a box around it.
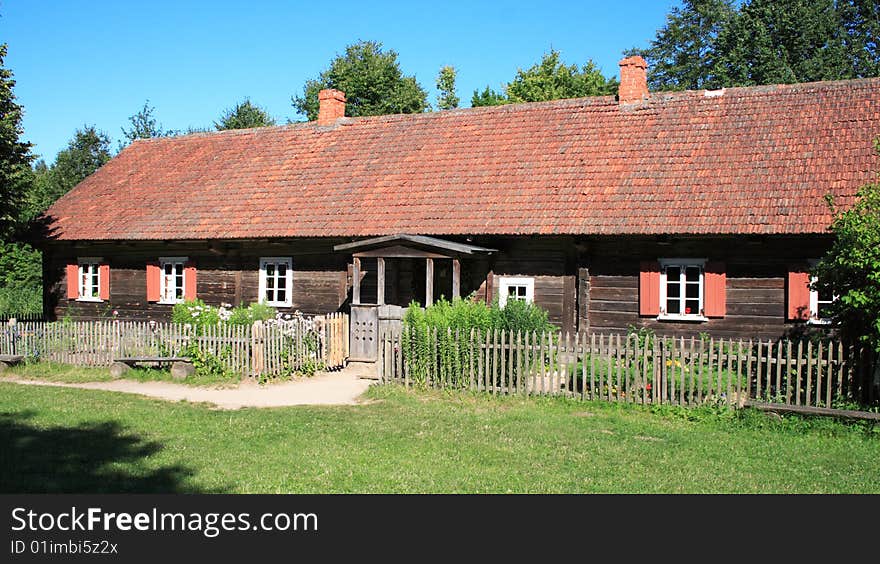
[334,234,495,362]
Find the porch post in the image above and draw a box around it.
[376,257,385,305]
[352,257,361,305]
[452,259,461,300]
[425,258,434,307]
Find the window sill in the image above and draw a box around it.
[656,314,708,323]
[265,302,292,308]
[157,300,184,306]
[76,297,104,303]
[807,318,833,326]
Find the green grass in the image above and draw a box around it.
[1,362,239,387]
[1,381,879,493]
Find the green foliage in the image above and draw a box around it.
[0,285,41,317]
[627,325,656,349]
[402,297,556,386]
[214,99,276,130]
[292,40,429,121]
[179,341,238,381]
[0,43,34,239]
[634,0,880,91]
[171,299,276,329]
[813,156,880,351]
[435,65,459,110]
[119,100,170,150]
[627,0,736,91]
[470,86,507,107]
[471,49,617,107]
[226,301,275,325]
[26,126,111,219]
[171,299,220,328]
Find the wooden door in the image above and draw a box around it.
[350,304,379,362]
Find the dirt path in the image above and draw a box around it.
[2,363,377,410]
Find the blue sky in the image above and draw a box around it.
[2,0,679,161]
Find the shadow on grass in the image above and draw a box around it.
[0,411,224,493]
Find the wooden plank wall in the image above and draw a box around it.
[45,234,834,342]
[583,235,834,340]
[46,239,351,321]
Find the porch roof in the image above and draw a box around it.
[333,234,496,257]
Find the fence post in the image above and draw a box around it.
[251,320,265,378]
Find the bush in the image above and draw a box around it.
[813,156,880,352]
[0,284,42,317]
[401,297,556,386]
[172,300,276,329]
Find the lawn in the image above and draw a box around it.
[2,362,240,387]
[1,381,879,493]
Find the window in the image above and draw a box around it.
[498,276,534,308]
[77,259,101,301]
[809,275,836,325]
[159,257,187,304]
[259,257,293,307]
[658,259,706,321]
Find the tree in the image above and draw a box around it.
[813,141,880,352]
[26,126,111,218]
[0,43,34,238]
[470,86,507,107]
[119,100,168,149]
[715,0,852,86]
[436,66,459,110]
[636,0,880,91]
[214,99,276,130]
[471,49,617,107]
[629,0,736,91]
[291,40,429,121]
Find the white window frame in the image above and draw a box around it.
[808,274,836,326]
[158,256,187,305]
[77,257,103,302]
[498,276,535,308]
[259,257,293,307]
[658,258,708,322]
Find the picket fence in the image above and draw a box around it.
[379,328,880,415]
[0,313,349,378]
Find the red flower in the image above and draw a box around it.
[646,383,652,390]
[684,307,691,314]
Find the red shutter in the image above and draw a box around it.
[787,270,811,321]
[184,262,197,300]
[703,262,726,318]
[99,264,110,300]
[639,261,661,316]
[66,264,79,299]
[146,263,161,302]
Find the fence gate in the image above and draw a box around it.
[350,305,379,361]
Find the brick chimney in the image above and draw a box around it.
[618,56,649,104]
[317,89,346,125]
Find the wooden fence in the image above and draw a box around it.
[379,328,880,415]
[0,314,350,378]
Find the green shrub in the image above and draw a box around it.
[172,299,220,328]
[402,297,556,386]
[227,301,275,325]
[0,284,42,317]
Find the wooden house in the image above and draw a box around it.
[41,57,880,360]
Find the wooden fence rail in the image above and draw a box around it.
[0,315,349,378]
[379,328,880,413]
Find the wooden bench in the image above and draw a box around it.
[111,356,195,380]
[0,354,24,372]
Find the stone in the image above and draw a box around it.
[171,361,195,381]
[110,362,131,379]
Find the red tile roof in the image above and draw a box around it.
[46,78,880,241]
